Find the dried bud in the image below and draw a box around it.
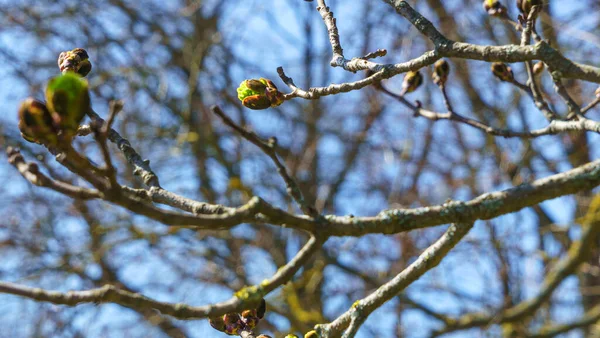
[517,0,542,15]
[18,98,57,145]
[491,62,514,82]
[237,78,284,110]
[241,309,260,330]
[432,59,450,86]
[532,61,545,76]
[401,71,423,95]
[483,0,507,16]
[595,87,600,98]
[58,48,92,77]
[45,73,91,141]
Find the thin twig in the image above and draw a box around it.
[379,84,600,138]
[86,108,161,188]
[581,95,600,115]
[211,105,319,218]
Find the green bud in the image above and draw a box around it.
[237,78,285,110]
[58,48,92,77]
[45,73,91,141]
[491,62,514,82]
[401,71,423,95]
[18,98,57,145]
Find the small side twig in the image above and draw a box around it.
[360,49,387,60]
[92,100,124,188]
[377,84,600,139]
[581,95,600,115]
[86,108,161,188]
[520,5,559,121]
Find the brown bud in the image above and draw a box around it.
[401,71,423,95]
[58,48,92,77]
[237,78,285,110]
[517,0,542,15]
[18,98,58,145]
[532,62,545,76]
[432,59,450,86]
[491,62,514,82]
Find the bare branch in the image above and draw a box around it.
[318,223,474,337]
[7,147,103,200]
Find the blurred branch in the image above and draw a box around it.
[529,303,600,338]
[0,232,322,321]
[432,195,600,336]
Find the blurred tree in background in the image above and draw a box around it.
[1,0,600,337]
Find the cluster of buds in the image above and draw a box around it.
[209,299,266,335]
[58,48,92,77]
[517,0,542,15]
[432,59,450,87]
[18,72,90,145]
[401,71,423,95]
[491,62,514,82]
[483,0,507,16]
[237,78,285,110]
